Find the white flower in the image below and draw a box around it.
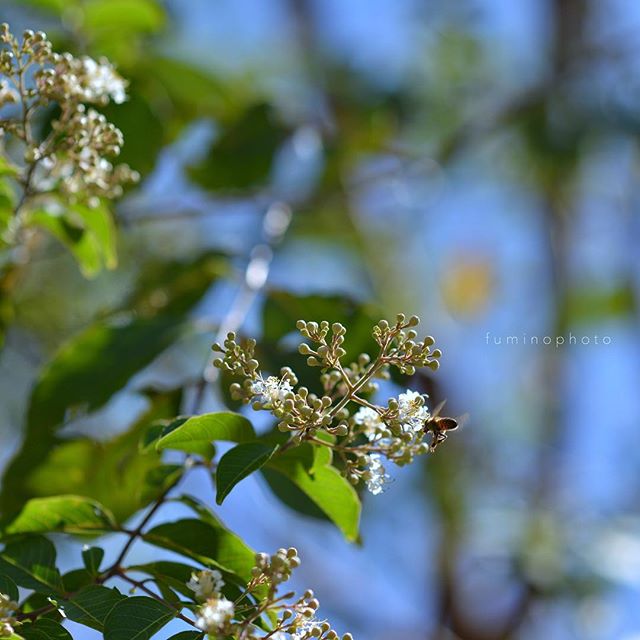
[80,56,126,104]
[353,406,384,441]
[250,375,292,405]
[0,594,14,615]
[397,389,430,434]
[292,617,322,639]
[195,597,235,634]
[364,454,391,496]
[0,593,16,638]
[187,569,224,600]
[44,54,127,105]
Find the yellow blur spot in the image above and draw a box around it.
[440,256,494,318]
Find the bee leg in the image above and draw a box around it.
[429,431,446,452]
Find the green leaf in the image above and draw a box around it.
[0,178,15,228]
[156,412,255,456]
[83,0,165,33]
[82,546,105,575]
[128,561,199,599]
[30,202,117,278]
[27,315,177,430]
[139,422,168,453]
[261,468,327,521]
[0,535,63,593]
[188,103,290,191]
[63,585,125,631]
[216,442,277,505]
[1,314,194,517]
[10,0,69,14]
[263,291,378,359]
[151,418,215,460]
[125,253,227,316]
[20,392,182,524]
[150,57,228,118]
[167,633,204,640]
[0,156,20,178]
[130,559,259,607]
[260,292,380,394]
[19,592,62,620]
[5,496,116,536]
[20,619,71,640]
[101,89,164,176]
[0,575,19,601]
[141,464,184,504]
[266,445,361,541]
[2,254,222,516]
[143,517,255,582]
[104,596,175,640]
[140,419,212,461]
[62,569,94,592]
[172,495,225,528]
[155,580,182,606]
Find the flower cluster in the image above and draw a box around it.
[195,597,236,637]
[213,314,455,495]
[37,105,135,203]
[0,23,138,220]
[187,569,235,636]
[187,568,225,601]
[250,374,294,406]
[0,593,17,638]
[187,550,352,639]
[37,52,126,105]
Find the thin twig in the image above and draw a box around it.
[116,570,197,627]
[103,469,185,579]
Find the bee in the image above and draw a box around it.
[422,400,465,451]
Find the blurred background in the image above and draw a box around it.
[1,0,640,638]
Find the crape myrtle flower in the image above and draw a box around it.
[187,549,353,639]
[0,593,17,638]
[195,596,235,636]
[213,313,452,496]
[0,22,138,230]
[187,568,225,601]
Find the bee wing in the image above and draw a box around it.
[453,412,469,429]
[431,399,447,418]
